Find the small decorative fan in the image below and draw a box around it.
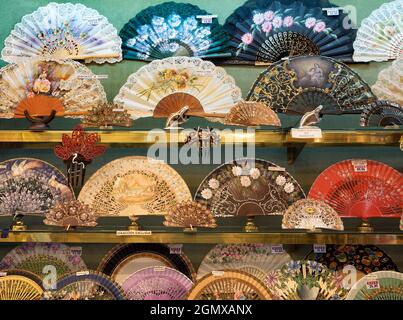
[163,201,217,231]
[187,270,272,300]
[98,244,195,285]
[247,55,376,114]
[265,260,347,300]
[2,2,122,64]
[120,2,229,61]
[0,158,74,216]
[197,244,292,283]
[44,199,97,228]
[224,101,281,126]
[346,271,403,300]
[0,243,87,280]
[113,57,242,120]
[0,269,43,288]
[372,59,403,105]
[305,245,399,275]
[282,199,344,231]
[353,0,402,62]
[122,267,193,300]
[360,100,403,127]
[308,159,403,219]
[44,271,126,300]
[0,59,107,119]
[0,275,43,300]
[81,103,133,129]
[224,0,356,64]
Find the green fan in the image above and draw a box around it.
[119,2,230,61]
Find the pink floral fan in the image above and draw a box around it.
[121,266,193,300]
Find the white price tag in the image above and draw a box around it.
[78,74,108,80]
[116,230,152,236]
[366,279,380,290]
[154,267,167,272]
[196,15,217,24]
[323,7,342,16]
[76,270,90,276]
[271,244,284,254]
[291,128,322,139]
[268,166,286,172]
[169,244,183,255]
[352,160,368,172]
[112,108,125,112]
[212,271,225,276]
[313,244,327,254]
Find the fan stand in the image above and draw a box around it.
[24,109,56,131]
[10,212,27,231]
[66,154,88,197]
[183,225,197,233]
[357,218,374,232]
[128,216,141,230]
[244,216,258,232]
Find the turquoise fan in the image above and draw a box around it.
[119,2,230,61]
[224,0,357,64]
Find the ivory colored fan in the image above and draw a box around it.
[371,59,403,105]
[0,275,43,300]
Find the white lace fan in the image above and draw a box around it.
[372,59,403,105]
[353,0,403,62]
[113,57,242,120]
[1,2,122,64]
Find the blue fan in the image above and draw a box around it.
[224,0,357,64]
[119,2,230,60]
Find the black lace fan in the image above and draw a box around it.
[247,55,376,114]
[224,0,357,64]
[360,101,403,127]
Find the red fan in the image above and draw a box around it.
[308,160,402,219]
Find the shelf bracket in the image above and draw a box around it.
[287,143,306,164]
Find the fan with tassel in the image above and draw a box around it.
[224,0,357,64]
[187,270,272,300]
[353,0,402,62]
[120,2,229,61]
[121,267,193,300]
[360,100,403,127]
[247,55,376,114]
[1,2,122,64]
[0,275,43,300]
[372,59,403,105]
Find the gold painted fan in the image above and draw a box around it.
[0,275,43,300]
[187,270,272,300]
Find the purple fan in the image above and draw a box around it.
[121,267,193,300]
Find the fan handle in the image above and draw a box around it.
[357,218,374,233]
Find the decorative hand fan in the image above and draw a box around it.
[1,2,122,64]
[247,55,376,114]
[224,0,356,64]
[224,101,281,126]
[0,269,43,288]
[353,0,402,62]
[372,59,403,105]
[308,159,403,219]
[187,270,272,300]
[360,101,403,127]
[0,59,107,119]
[197,244,292,283]
[122,267,193,300]
[265,260,347,300]
[0,158,73,216]
[346,271,403,300]
[0,275,43,300]
[81,103,133,129]
[113,57,242,120]
[120,2,229,61]
[305,245,399,275]
[0,243,87,280]
[44,271,126,300]
[282,199,344,231]
[98,244,196,285]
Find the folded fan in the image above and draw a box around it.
[0,275,43,300]
[360,101,403,127]
[371,59,403,105]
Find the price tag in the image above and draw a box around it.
[352,160,368,172]
[78,74,108,80]
[169,244,183,255]
[271,244,284,254]
[112,108,125,112]
[268,166,285,172]
[254,61,270,66]
[323,7,342,16]
[196,15,217,24]
[291,128,322,139]
[154,267,167,272]
[313,244,327,253]
[76,270,90,276]
[212,271,225,276]
[0,272,7,277]
[69,246,82,256]
[116,230,152,236]
[366,279,380,290]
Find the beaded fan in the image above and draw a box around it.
[371,59,403,105]
[81,103,133,128]
[0,275,43,300]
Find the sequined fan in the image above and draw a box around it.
[113,57,241,120]
[163,201,217,230]
[122,267,193,300]
[308,159,403,218]
[44,271,126,300]
[224,0,356,64]
[1,2,122,64]
[282,199,344,231]
[187,270,272,300]
[195,158,305,217]
[98,244,196,285]
[120,2,229,61]
[81,103,133,129]
[353,0,402,62]
[0,59,107,119]
[346,271,403,300]
[265,260,347,300]
[197,244,292,283]
[247,55,376,114]
[0,158,73,216]
[371,59,403,105]
[0,243,87,280]
[360,101,403,127]
[0,275,43,300]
